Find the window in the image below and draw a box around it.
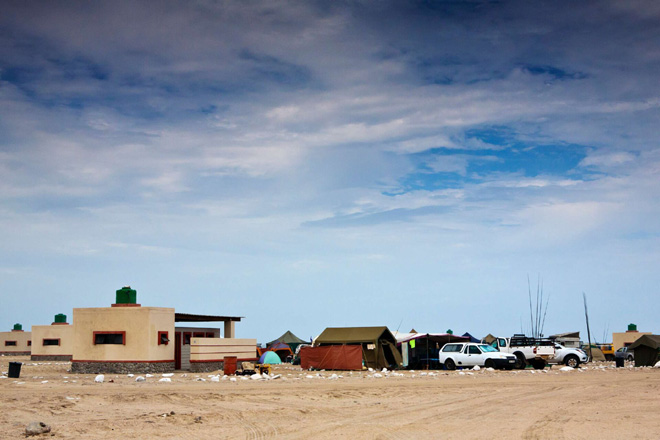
[43,339,60,346]
[5,341,17,346]
[158,331,169,345]
[184,332,191,345]
[193,332,205,338]
[28,340,32,346]
[205,332,215,338]
[468,345,481,354]
[93,331,126,345]
[442,344,463,353]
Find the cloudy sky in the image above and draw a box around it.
[1,1,659,343]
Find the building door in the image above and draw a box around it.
[175,332,181,370]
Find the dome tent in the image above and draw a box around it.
[259,351,282,365]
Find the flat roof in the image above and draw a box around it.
[174,313,243,323]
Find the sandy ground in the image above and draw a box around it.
[1,356,659,439]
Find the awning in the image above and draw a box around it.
[174,313,243,323]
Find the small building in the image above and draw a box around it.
[612,323,651,351]
[70,286,176,374]
[31,314,74,361]
[629,335,660,367]
[549,332,581,348]
[0,324,31,355]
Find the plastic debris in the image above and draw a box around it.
[94,375,104,383]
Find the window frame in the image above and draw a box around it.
[43,338,61,346]
[158,331,169,345]
[93,331,126,345]
[4,340,17,346]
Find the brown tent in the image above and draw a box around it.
[314,326,403,370]
[300,345,362,370]
[629,335,660,367]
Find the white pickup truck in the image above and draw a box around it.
[491,335,556,369]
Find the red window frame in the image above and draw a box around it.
[158,331,169,345]
[43,338,61,346]
[4,340,17,346]
[183,332,191,345]
[193,332,205,338]
[93,331,126,345]
[205,332,215,338]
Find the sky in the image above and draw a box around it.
[1,1,659,344]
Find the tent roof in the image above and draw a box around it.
[629,334,660,350]
[316,326,395,344]
[268,330,307,346]
[396,332,470,344]
[549,331,580,339]
[175,313,243,322]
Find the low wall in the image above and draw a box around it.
[31,355,72,361]
[190,337,257,371]
[0,351,31,356]
[71,361,175,374]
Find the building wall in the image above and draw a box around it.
[0,330,32,355]
[612,331,652,351]
[72,306,175,362]
[190,338,257,362]
[31,324,74,360]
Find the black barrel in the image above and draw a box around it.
[615,357,624,368]
[8,362,22,378]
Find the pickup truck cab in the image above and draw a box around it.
[439,342,517,370]
[615,346,634,362]
[492,335,556,370]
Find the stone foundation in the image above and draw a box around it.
[71,361,175,374]
[31,355,72,361]
[0,351,31,356]
[190,361,223,373]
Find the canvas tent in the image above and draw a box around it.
[396,333,470,369]
[314,326,402,370]
[300,345,363,370]
[267,330,307,353]
[629,335,660,367]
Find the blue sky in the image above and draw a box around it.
[1,1,659,343]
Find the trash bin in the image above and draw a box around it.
[223,356,237,375]
[8,362,22,378]
[615,357,624,368]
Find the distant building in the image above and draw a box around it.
[612,323,651,351]
[31,314,74,361]
[549,332,580,348]
[0,324,31,355]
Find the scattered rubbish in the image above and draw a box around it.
[135,376,146,382]
[159,378,172,382]
[94,375,104,383]
[26,421,51,436]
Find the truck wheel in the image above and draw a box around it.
[531,359,546,370]
[484,359,495,369]
[444,359,456,371]
[514,353,527,369]
[564,355,579,368]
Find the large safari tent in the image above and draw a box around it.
[312,326,402,370]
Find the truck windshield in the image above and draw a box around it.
[479,345,498,353]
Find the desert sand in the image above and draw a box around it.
[1,356,659,439]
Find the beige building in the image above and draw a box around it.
[70,287,175,373]
[31,314,75,361]
[612,324,651,351]
[0,324,31,355]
